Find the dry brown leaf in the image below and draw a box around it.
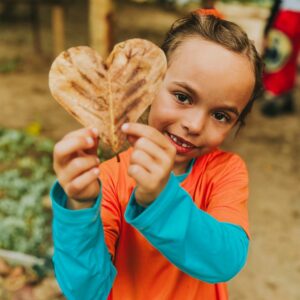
[8,266,25,278]
[0,258,11,276]
[33,277,63,300]
[49,38,167,152]
[25,271,39,285]
[12,286,34,300]
[3,266,27,292]
[3,275,26,292]
[0,282,10,300]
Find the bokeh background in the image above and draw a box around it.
[0,0,299,299]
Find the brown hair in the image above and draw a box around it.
[161,13,264,128]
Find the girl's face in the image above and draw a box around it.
[148,38,255,174]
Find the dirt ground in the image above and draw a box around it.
[0,1,300,300]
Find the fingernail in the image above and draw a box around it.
[86,137,94,145]
[121,123,129,131]
[93,168,100,175]
[96,157,100,164]
[91,128,98,136]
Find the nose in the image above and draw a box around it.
[181,110,207,135]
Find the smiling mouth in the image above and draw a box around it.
[166,132,197,153]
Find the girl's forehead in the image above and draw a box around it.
[168,38,253,79]
[170,38,236,63]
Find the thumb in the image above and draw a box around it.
[85,128,100,156]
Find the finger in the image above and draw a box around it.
[134,137,170,164]
[64,127,99,156]
[65,167,100,199]
[83,135,99,156]
[63,127,99,140]
[130,149,159,173]
[54,135,96,166]
[127,164,150,187]
[60,155,100,184]
[121,123,171,151]
[128,164,162,196]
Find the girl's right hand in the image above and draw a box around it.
[53,127,101,209]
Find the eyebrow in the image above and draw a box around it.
[174,81,198,98]
[215,105,240,117]
[173,81,240,117]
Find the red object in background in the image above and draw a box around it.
[263,10,300,95]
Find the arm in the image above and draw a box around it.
[125,173,249,284]
[51,127,120,300]
[121,123,249,283]
[51,180,117,300]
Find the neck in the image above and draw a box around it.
[172,160,191,175]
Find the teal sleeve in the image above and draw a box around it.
[125,173,249,284]
[50,180,117,300]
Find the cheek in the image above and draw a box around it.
[148,101,161,127]
[148,90,175,127]
[205,126,231,148]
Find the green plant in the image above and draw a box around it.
[0,128,55,258]
[0,57,21,73]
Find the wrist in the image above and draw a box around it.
[134,191,155,208]
[66,178,101,210]
[66,197,97,210]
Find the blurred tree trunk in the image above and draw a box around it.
[51,4,65,56]
[201,0,216,9]
[1,0,14,20]
[89,0,114,57]
[30,0,42,54]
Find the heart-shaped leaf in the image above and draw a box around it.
[49,39,167,152]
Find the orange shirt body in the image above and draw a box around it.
[99,148,249,300]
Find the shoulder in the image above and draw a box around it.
[193,149,248,182]
[195,150,250,236]
[196,149,247,169]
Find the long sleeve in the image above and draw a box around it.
[50,181,117,300]
[124,173,249,284]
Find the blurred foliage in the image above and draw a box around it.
[219,0,271,4]
[0,57,21,74]
[131,0,272,6]
[0,128,55,258]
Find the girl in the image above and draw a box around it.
[51,12,263,300]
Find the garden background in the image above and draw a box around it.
[0,0,299,299]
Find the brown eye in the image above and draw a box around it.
[213,112,231,123]
[175,93,192,104]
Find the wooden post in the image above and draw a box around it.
[201,0,216,9]
[89,0,113,58]
[30,0,42,54]
[51,5,65,56]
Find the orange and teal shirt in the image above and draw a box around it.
[51,148,250,300]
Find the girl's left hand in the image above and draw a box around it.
[121,123,176,207]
